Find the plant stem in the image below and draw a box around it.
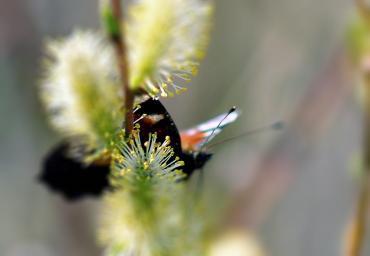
[110,0,134,135]
[348,177,370,256]
[347,61,370,255]
[346,3,370,255]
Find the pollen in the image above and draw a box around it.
[40,30,123,162]
[112,129,185,180]
[127,0,213,97]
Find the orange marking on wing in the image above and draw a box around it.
[180,131,206,151]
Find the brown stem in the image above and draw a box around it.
[345,4,370,254]
[110,0,134,135]
[348,177,370,256]
[347,91,370,256]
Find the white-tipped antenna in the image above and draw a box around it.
[197,106,238,154]
[206,121,284,150]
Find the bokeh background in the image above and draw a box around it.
[0,0,365,255]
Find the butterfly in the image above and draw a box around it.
[134,96,239,176]
[39,96,240,200]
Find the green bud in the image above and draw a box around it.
[100,0,121,39]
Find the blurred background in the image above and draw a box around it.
[0,0,364,255]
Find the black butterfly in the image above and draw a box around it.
[39,96,239,200]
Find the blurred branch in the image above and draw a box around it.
[346,178,370,256]
[109,0,134,135]
[345,67,370,256]
[226,48,353,228]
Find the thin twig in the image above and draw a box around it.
[343,3,370,254]
[347,177,370,256]
[110,0,134,135]
[347,76,370,256]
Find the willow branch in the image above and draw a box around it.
[110,0,134,135]
[347,177,370,256]
[346,81,370,256]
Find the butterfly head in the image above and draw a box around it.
[181,151,213,177]
[193,152,213,170]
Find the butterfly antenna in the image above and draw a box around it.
[206,121,284,150]
[133,114,147,124]
[197,106,238,154]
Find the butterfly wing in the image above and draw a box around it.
[39,142,111,200]
[134,97,183,157]
[134,97,201,177]
[180,109,240,152]
[40,98,238,201]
